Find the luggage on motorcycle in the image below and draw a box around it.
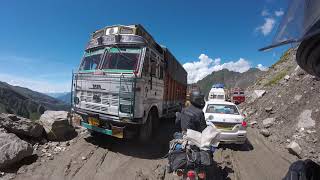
[283,159,320,180]
[168,150,187,172]
[187,146,213,166]
[199,150,213,166]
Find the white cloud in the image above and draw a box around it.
[0,73,70,93]
[275,9,284,17]
[256,17,276,36]
[261,9,269,16]
[256,64,269,71]
[183,54,252,83]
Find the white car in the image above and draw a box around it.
[203,100,247,144]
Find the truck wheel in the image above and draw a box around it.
[139,112,153,142]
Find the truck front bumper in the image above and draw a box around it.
[74,107,143,125]
[81,121,126,138]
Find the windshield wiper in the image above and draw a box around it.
[111,44,137,63]
[98,47,110,69]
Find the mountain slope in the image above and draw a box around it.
[242,48,320,162]
[56,92,71,104]
[195,68,263,97]
[0,81,69,120]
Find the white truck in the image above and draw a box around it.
[208,87,226,101]
[72,24,187,141]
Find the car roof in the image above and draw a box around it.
[209,88,225,93]
[205,100,236,106]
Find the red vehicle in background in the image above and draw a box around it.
[230,88,245,104]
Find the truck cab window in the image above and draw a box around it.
[101,47,141,70]
[159,64,164,79]
[79,49,104,71]
[150,56,157,77]
[143,53,150,76]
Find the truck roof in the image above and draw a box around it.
[209,88,225,93]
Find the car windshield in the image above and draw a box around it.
[206,104,239,115]
[213,95,225,99]
[101,47,141,70]
[79,48,105,71]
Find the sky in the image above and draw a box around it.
[0,0,290,93]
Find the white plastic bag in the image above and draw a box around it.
[186,125,221,150]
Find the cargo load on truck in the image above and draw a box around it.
[72,24,187,141]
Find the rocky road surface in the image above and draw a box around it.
[6,119,296,180]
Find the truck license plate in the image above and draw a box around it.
[88,117,99,126]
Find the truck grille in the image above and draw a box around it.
[79,90,119,106]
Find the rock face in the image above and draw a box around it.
[0,128,33,169]
[39,111,75,141]
[0,114,44,138]
[262,118,275,128]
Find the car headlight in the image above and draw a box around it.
[120,104,133,114]
[208,115,214,120]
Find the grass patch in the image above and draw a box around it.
[264,70,288,86]
[271,49,291,68]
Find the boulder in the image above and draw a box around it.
[0,114,44,138]
[0,128,33,169]
[294,95,302,101]
[284,75,290,81]
[287,141,302,157]
[260,129,271,137]
[297,110,315,129]
[39,111,75,141]
[262,118,275,128]
[265,107,273,113]
[254,90,266,98]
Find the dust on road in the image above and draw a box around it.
[12,119,294,180]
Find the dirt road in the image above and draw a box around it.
[10,120,295,180]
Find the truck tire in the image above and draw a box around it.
[139,112,153,142]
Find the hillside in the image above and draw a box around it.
[47,92,71,104]
[0,81,69,120]
[242,48,320,162]
[56,92,71,104]
[195,68,263,97]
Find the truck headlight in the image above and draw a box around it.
[120,104,132,114]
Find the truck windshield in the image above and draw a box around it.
[101,47,141,70]
[79,49,105,71]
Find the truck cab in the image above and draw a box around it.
[230,88,245,105]
[72,24,187,141]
